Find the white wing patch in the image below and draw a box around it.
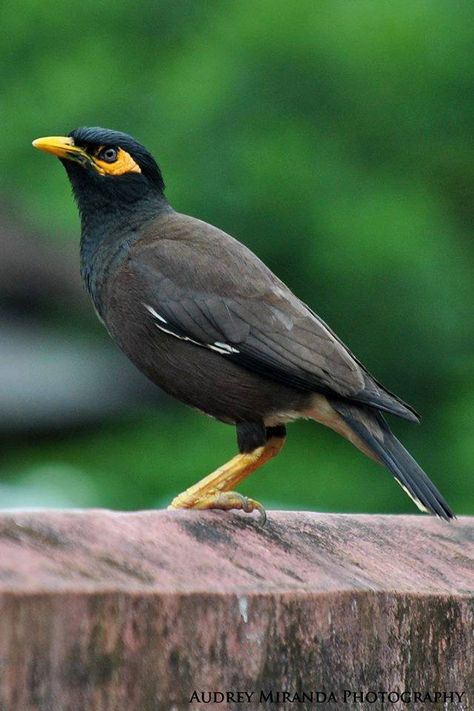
[144,304,167,323]
[143,303,240,356]
[211,341,239,354]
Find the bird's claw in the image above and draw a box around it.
[213,491,267,526]
[169,489,267,525]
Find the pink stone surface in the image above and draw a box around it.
[0,510,472,710]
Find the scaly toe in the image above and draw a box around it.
[169,489,266,525]
[213,491,267,526]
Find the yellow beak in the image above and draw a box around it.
[32,136,89,165]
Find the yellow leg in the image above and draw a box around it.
[168,435,285,523]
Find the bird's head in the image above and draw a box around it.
[33,127,166,213]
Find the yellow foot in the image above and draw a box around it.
[168,490,267,525]
[166,436,286,527]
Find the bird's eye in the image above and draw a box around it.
[98,147,118,163]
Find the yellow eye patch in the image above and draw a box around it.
[92,147,141,176]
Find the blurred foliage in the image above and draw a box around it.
[1,0,473,514]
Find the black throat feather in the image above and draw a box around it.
[61,129,170,313]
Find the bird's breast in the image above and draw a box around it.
[80,227,139,321]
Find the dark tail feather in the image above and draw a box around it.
[332,401,455,521]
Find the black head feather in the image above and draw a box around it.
[61,126,168,225]
[68,126,165,191]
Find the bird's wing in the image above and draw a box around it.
[125,214,418,420]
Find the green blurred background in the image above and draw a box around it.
[1,0,472,515]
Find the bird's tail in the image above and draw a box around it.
[308,395,454,520]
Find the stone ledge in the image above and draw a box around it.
[0,510,472,710]
[0,510,471,594]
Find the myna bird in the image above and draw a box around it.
[33,127,454,522]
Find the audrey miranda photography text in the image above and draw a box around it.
[189,689,466,705]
